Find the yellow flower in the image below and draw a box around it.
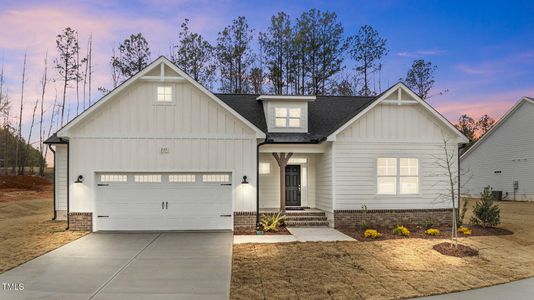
[425,228,440,236]
[393,225,410,236]
[364,229,382,239]
[458,226,472,235]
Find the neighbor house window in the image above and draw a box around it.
[157,86,173,102]
[377,158,419,195]
[259,163,271,174]
[275,107,301,128]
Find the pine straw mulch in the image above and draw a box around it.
[231,200,534,299]
[433,242,479,257]
[0,195,88,273]
[338,225,513,242]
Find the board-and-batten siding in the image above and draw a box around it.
[316,143,333,212]
[66,79,258,213]
[334,103,459,210]
[461,100,534,200]
[54,144,68,219]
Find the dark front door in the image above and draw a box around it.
[285,165,301,207]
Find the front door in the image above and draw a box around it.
[285,165,301,206]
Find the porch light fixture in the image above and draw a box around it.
[75,175,84,183]
[241,175,249,184]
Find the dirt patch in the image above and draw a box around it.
[338,224,513,242]
[0,194,87,273]
[0,175,52,191]
[433,242,479,257]
[234,227,291,235]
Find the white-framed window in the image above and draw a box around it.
[202,174,230,182]
[377,158,419,195]
[134,174,162,183]
[259,163,271,175]
[275,107,301,128]
[169,174,196,182]
[100,174,128,182]
[288,157,307,164]
[156,86,173,102]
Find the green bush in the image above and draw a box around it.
[260,212,286,232]
[470,186,500,228]
[457,200,469,228]
[420,216,436,230]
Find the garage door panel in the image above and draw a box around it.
[95,172,233,231]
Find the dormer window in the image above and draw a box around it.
[275,107,301,128]
[157,86,173,102]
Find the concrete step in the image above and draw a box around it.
[285,220,330,227]
[285,215,328,221]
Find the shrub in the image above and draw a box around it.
[421,216,436,230]
[360,204,370,230]
[457,200,469,228]
[364,229,381,239]
[393,225,410,236]
[425,228,440,236]
[458,226,472,235]
[470,186,501,228]
[260,212,286,232]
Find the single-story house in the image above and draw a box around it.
[461,97,534,201]
[45,56,468,231]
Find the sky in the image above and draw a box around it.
[1,0,533,148]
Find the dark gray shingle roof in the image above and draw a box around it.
[215,94,376,143]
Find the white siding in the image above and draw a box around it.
[461,100,534,200]
[334,104,459,210]
[65,78,258,214]
[259,153,316,208]
[316,143,333,212]
[54,144,68,219]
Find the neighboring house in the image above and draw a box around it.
[45,56,468,231]
[461,97,534,201]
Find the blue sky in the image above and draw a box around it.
[1,0,533,141]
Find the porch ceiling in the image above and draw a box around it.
[259,143,327,153]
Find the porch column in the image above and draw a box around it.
[272,152,293,212]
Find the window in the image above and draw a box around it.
[157,86,173,102]
[169,174,196,182]
[134,175,162,183]
[275,107,301,128]
[101,174,127,182]
[259,163,271,175]
[202,174,230,182]
[377,158,419,195]
[288,157,307,164]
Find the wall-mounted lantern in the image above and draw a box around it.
[75,175,84,183]
[241,175,249,184]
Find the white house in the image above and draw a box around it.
[45,56,468,231]
[461,97,534,201]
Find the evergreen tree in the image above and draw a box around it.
[403,59,437,100]
[112,33,151,80]
[471,186,501,228]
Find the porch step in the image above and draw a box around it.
[285,220,330,227]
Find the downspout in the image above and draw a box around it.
[458,144,465,219]
[48,144,56,220]
[256,137,269,232]
[66,142,70,230]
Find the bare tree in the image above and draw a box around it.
[24,99,38,174]
[43,89,58,168]
[88,34,93,106]
[16,52,27,175]
[0,63,11,174]
[55,27,81,126]
[39,52,49,176]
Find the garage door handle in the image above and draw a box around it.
[220,214,232,217]
[97,184,109,187]
[162,201,164,209]
[97,215,109,218]
[166,201,168,209]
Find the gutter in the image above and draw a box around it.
[47,144,57,220]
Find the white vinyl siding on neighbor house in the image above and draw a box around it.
[461,100,534,200]
[334,103,459,210]
[65,73,258,214]
[54,144,68,219]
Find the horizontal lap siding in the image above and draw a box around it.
[66,78,258,213]
[461,101,534,200]
[334,103,459,211]
[316,143,333,212]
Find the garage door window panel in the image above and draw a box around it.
[134,175,162,183]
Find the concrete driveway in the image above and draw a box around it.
[0,232,233,299]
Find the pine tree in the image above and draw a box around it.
[55,27,81,126]
[403,59,437,100]
[112,33,151,80]
[471,186,501,228]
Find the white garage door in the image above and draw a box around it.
[95,172,233,231]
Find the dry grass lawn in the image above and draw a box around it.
[0,190,87,273]
[231,200,534,299]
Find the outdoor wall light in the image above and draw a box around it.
[241,175,249,184]
[75,175,84,183]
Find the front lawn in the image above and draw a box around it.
[231,200,534,299]
[0,185,88,273]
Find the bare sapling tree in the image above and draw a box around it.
[39,52,49,176]
[16,51,27,175]
[55,27,81,126]
[24,99,39,174]
[87,34,93,106]
[43,89,58,167]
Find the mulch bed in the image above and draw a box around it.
[234,226,291,235]
[0,175,52,190]
[433,242,479,257]
[338,224,513,242]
